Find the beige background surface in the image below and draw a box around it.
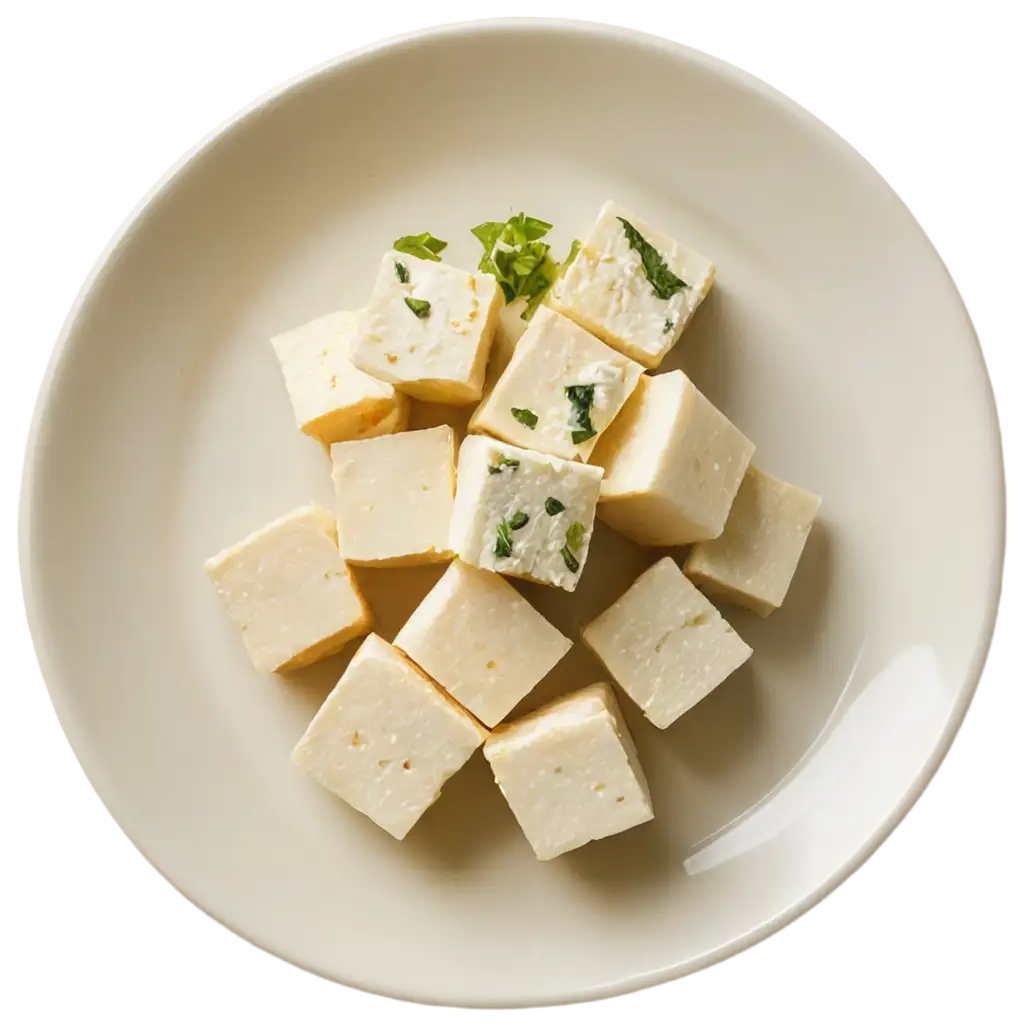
[2,9,1024,1024]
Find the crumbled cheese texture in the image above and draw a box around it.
[350,251,503,405]
[470,306,644,462]
[204,503,372,673]
[394,560,572,727]
[449,436,603,592]
[685,466,821,616]
[292,634,487,839]
[331,425,456,567]
[590,371,755,546]
[550,200,715,369]
[270,309,409,444]
[583,557,752,728]
[483,682,654,860]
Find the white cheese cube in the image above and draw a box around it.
[270,309,409,445]
[583,557,752,728]
[550,200,715,369]
[204,504,372,673]
[394,560,572,727]
[350,251,503,405]
[590,371,755,546]
[331,425,456,567]
[483,682,653,860]
[470,306,644,462]
[685,466,821,616]
[449,436,602,592]
[292,633,487,839]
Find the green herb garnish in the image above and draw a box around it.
[494,520,513,558]
[511,407,538,429]
[472,212,559,321]
[404,296,431,318]
[544,497,565,516]
[508,510,529,531]
[559,239,581,277]
[395,261,410,284]
[560,547,580,573]
[617,217,688,300]
[663,317,674,334]
[565,520,586,552]
[393,232,448,262]
[565,383,597,445]
[487,455,520,475]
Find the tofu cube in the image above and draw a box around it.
[270,309,409,445]
[449,436,603,592]
[590,371,755,546]
[470,306,644,462]
[550,201,715,369]
[204,503,372,673]
[292,634,487,839]
[583,557,752,728]
[350,251,503,405]
[331,425,456,567]
[394,560,572,727]
[685,466,821,616]
[483,682,653,860]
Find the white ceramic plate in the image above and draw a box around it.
[20,19,1004,1008]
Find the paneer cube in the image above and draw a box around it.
[204,503,372,673]
[394,560,572,727]
[270,309,409,445]
[483,682,653,860]
[331,425,456,567]
[292,633,487,839]
[583,557,752,729]
[470,306,644,462]
[449,436,602,592]
[590,371,755,546]
[685,466,821,616]
[350,251,503,405]
[550,200,715,369]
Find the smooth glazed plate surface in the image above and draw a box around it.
[20,20,1004,1008]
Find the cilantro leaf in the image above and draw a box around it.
[559,239,581,277]
[511,407,538,429]
[565,384,596,444]
[404,297,431,318]
[508,510,529,531]
[395,261,409,284]
[565,520,586,552]
[471,212,559,321]
[494,520,513,558]
[616,217,688,300]
[560,547,580,573]
[544,497,565,516]
[487,455,520,475]
[393,232,448,262]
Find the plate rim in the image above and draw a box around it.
[18,17,1007,1008]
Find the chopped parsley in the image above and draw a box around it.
[559,238,581,277]
[508,510,529,531]
[544,497,565,516]
[404,296,431,318]
[494,520,513,558]
[511,407,538,429]
[472,212,559,320]
[487,455,520,475]
[617,217,688,300]
[560,547,580,573]
[565,520,586,552]
[393,232,448,262]
[395,261,410,284]
[663,316,674,334]
[565,383,597,444]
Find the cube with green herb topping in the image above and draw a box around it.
[350,250,502,405]
[550,201,715,369]
[449,436,602,592]
[469,307,644,462]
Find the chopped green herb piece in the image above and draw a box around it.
[559,239,581,277]
[616,217,688,300]
[393,232,448,262]
[395,261,410,284]
[511,407,538,429]
[663,316,674,334]
[471,212,559,321]
[565,383,596,444]
[565,520,586,552]
[544,497,566,516]
[494,520,513,558]
[487,455,520,475]
[404,296,431,318]
[560,546,580,573]
[508,510,529,531]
